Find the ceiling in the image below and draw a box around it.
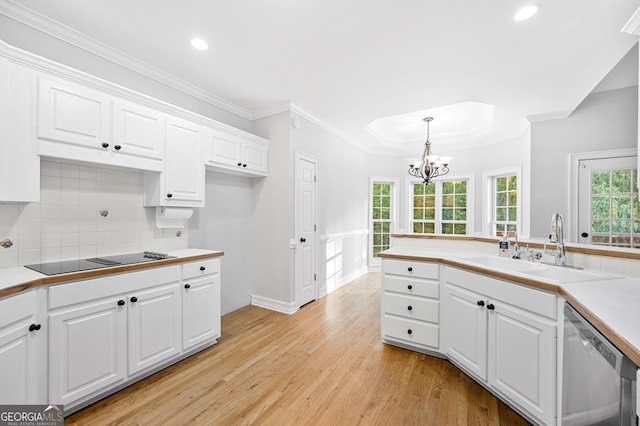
[2,0,640,155]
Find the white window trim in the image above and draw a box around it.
[405,173,474,235]
[483,166,522,237]
[569,148,637,243]
[369,177,399,268]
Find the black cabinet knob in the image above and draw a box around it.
[237,162,242,166]
[407,284,413,290]
[117,300,125,306]
[243,164,247,167]
[487,303,495,310]
[130,297,138,303]
[300,237,306,243]
[581,232,589,238]
[101,142,109,148]
[167,193,173,198]
[407,329,413,335]
[114,145,122,151]
[184,284,191,289]
[407,267,413,272]
[200,266,206,271]
[477,300,485,307]
[29,323,41,332]
[407,305,413,311]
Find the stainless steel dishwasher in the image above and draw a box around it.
[562,303,637,425]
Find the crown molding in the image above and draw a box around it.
[622,7,640,35]
[0,0,252,119]
[252,102,292,120]
[526,108,575,123]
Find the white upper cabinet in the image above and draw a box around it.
[37,76,164,172]
[112,99,165,162]
[206,126,268,177]
[0,59,40,202]
[144,116,205,207]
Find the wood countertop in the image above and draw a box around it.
[0,249,224,299]
[380,248,640,368]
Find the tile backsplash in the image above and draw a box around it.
[0,160,188,268]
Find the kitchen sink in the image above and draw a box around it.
[461,256,544,272]
[520,266,618,283]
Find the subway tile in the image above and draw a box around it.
[41,248,61,263]
[60,163,80,179]
[60,246,80,261]
[40,161,61,177]
[19,233,41,251]
[60,232,80,248]
[41,205,61,220]
[79,230,97,246]
[19,249,41,266]
[79,165,97,181]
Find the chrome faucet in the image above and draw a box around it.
[544,213,566,266]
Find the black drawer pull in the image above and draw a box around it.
[184,284,191,289]
[407,329,413,335]
[130,297,138,303]
[487,303,495,310]
[407,284,413,290]
[114,145,122,151]
[117,300,125,306]
[200,266,206,271]
[407,267,413,272]
[29,323,41,332]
[477,300,485,307]
[101,142,109,148]
[407,305,413,311]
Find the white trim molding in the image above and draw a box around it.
[319,229,369,296]
[251,295,298,315]
[0,0,252,119]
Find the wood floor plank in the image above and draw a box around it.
[65,272,532,425]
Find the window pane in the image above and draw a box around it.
[381,208,390,220]
[443,182,454,194]
[373,222,381,233]
[423,223,435,233]
[456,181,467,193]
[442,223,453,234]
[425,183,435,195]
[442,208,453,221]
[497,177,507,191]
[373,196,381,208]
[414,196,424,207]
[424,196,435,208]
[382,222,390,232]
[443,195,453,207]
[612,196,631,218]
[381,184,390,196]
[381,196,390,208]
[424,208,435,220]
[455,209,467,221]
[592,171,610,194]
[591,196,609,219]
[455,195,466,208]
[373,234,381,245]
[612,170,631,194]
[508,207,517,221]
[508,175,517,191]
[413,208,424,220]
[496,208,506,221]
[373,184,381,196]
[508,192,517,206]
[592,219,610,233]
[454,224,467,234]
[413,222,423,233]
[613,219,630,233]
[496,192,507,207]
[372,207,380,219]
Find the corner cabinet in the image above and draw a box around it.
[381,259,440,353]
[144,116,205,208]
[442,266,557,426]
[205,126,268,177]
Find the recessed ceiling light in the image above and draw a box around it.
[514,5,539,21]
[190,38,209,51]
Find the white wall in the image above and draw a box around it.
[530,86,638,239]
[189,172,255,315]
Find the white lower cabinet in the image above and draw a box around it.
[182,258,221,350]
[0,289,46,404]
[48,265,184,409]
[443,266,557,426]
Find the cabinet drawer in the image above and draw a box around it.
[183,258,220,280]
[383,293,439,323]
[382,315,439,348]
[0,291,37,328]
[384,276,439,298]
[383,259,439,279]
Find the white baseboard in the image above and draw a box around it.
[251,294,298,315]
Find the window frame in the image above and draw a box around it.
[483,166,522,237]
[406,174,474,235]
[369,177,399,268]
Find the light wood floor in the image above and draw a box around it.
[66,272,531,425]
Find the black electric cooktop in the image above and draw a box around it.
[25,251,176,276]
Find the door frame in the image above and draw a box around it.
[294,151,318,308]
[569,148,637,243]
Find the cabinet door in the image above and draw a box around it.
[488,302,556,426]
[183,274,221,350]
[37,76,110,149]
[444,285,487,381]
[49,297,127,406]
[128,282,182,375]
[164,116,204,203]
[112,99,164,161]
[208,131,242,167]
[242,140,268,174]
[0,291,42,404]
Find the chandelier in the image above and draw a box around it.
[407,117,452,184]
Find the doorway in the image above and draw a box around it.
[577,154,638,247]
[295,153,318,308]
